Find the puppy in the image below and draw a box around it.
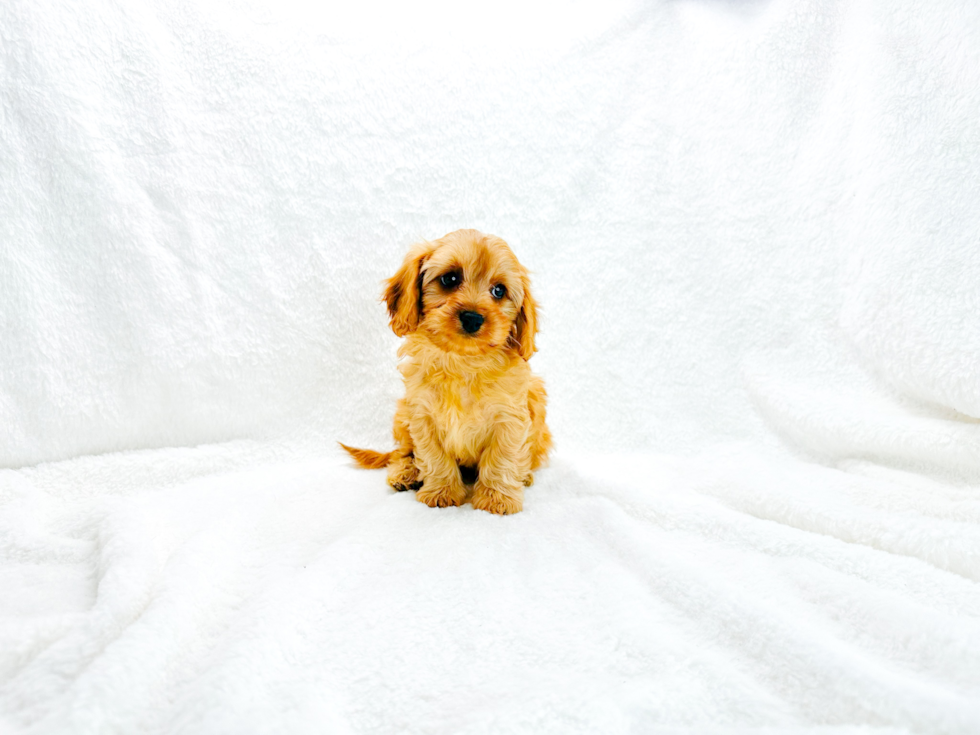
[341,229,551,514]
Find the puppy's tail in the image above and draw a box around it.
[338,443,392,469]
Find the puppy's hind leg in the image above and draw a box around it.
[387,399,421,492]
[527,375,552,472]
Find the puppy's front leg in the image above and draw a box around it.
[411,415,467,508]
[472,418,529,515]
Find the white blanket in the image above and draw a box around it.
[2,0,979,732]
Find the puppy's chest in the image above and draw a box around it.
[435,377,491,430]
[417,374,500,455]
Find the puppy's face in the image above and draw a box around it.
[384,230,538,359]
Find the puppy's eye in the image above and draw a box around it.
[491,284,507,300]
[439,272,461,289]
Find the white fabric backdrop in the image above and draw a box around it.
[2,1,979,733]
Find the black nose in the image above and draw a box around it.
[459,310,484,334]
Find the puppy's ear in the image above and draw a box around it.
[383,243,432,336]
[510,273,539,360]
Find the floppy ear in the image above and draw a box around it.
[383,243,432,336]
[510,273,539,360]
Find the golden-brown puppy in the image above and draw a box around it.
[341,229,551,514]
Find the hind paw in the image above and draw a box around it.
[387,455,421,492]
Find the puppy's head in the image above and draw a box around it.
[383,229,538,359]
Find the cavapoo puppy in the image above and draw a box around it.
[341,229,551,515]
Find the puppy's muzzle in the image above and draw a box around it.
[459,310,484,334]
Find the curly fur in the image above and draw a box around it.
[342,229,551,514]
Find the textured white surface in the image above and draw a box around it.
[2,0,979,733]
[3,444,979,735]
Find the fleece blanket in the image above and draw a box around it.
[2,0,979,732]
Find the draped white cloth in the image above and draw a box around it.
[2,1,978,732]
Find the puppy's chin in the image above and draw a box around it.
[455,334,502,357]
[420,313,509,357]
[423,327,498,357]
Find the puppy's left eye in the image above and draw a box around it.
[490,284,506,300]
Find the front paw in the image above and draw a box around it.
[415,482,466,508]
[471,484,523,515]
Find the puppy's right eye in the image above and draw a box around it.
[439,272,461,289]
